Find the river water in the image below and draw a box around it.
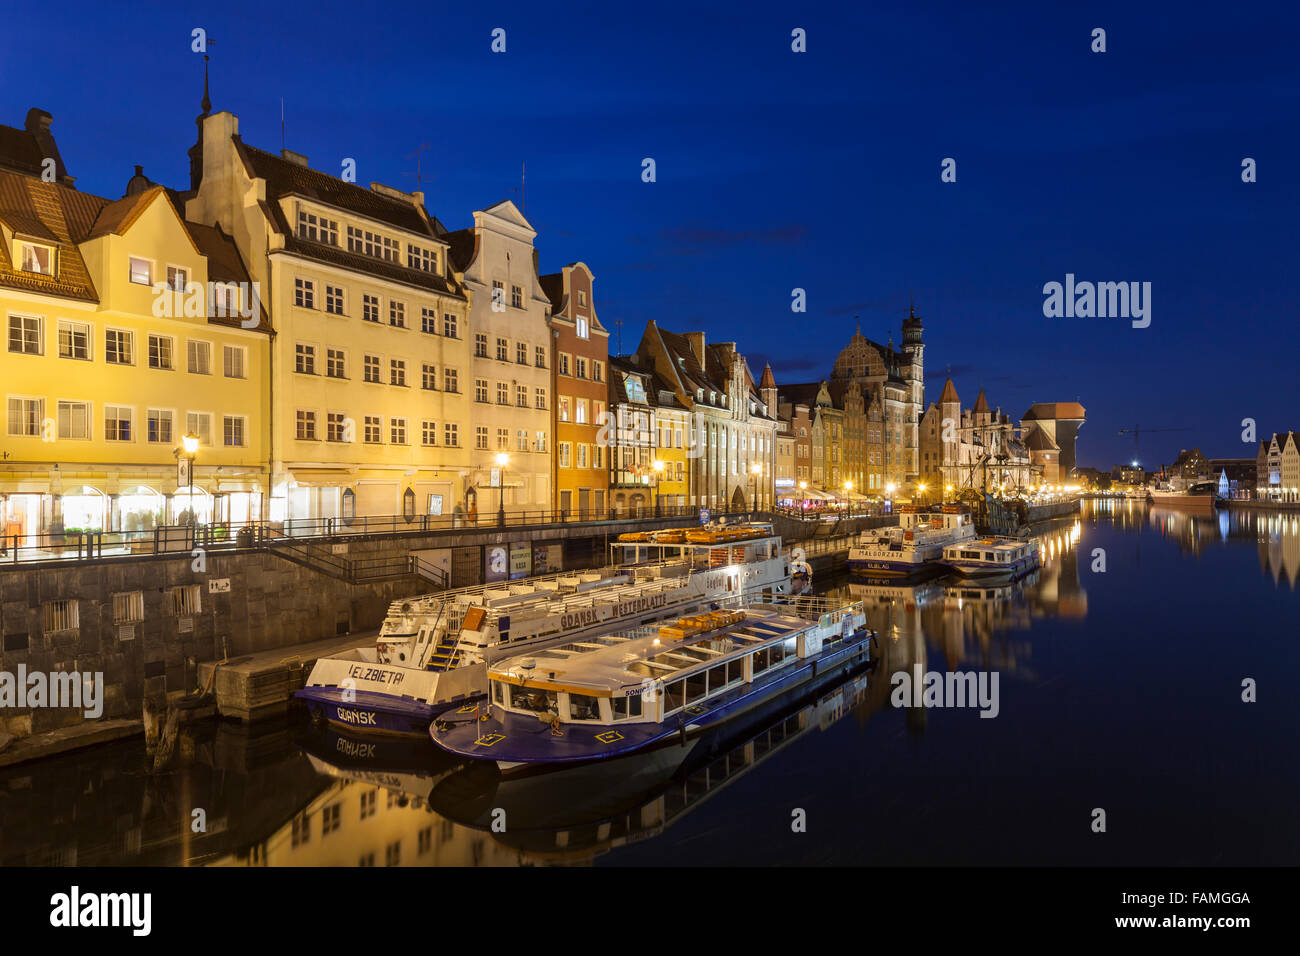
[3,500,1296,866]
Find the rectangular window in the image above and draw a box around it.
[6,397,43,437]
[535,387,546,410]
[362,294,380,323]
[57,400,90,440]
[475,379,488,403]
[421,420,438,446]
[496,427,508,450]
[536,431,547,453]
[558,353,570,376]
[558,397,570,423]
[187,339,211,374]
[516,342,527,365]
[296,409,317,441]
[558,442,571,468]
[295,342,316,375]
[496,338,508,362]
[516,429,528,452]
[128,256,151,285]
[294,277,315,309]
[223,345,246,378]
[58,320,91,360]
[327,348,346,378]
[576,316,589,339]
[223,415,246,447]
[363,416,382,444]
[169,584,202,617]
[511,284,523,309]
[576,357,587,379]
[593,361,603,383]
[166,266,188,292]
[475,426,488,450]
[443,369,458,393]
[391,417,407,444]
[474,333,488,358]
[43,599,78,634]
[147,408,173,443]
[364,355,381,383]
[576,399,588,424]
[443,314,458,338]
[9,314,43,355]
[147,334,174,370]
[297,210,339,244]
[327,412,346,442]
[407,244,437,273]
[389,300,406,328]
[444,423,458,446]
[577,443,588,468]
[346,226,399,262]
[422,363,437,390]
[516,385,527,407]
[113,591,144,625]
[105,405,133,442]
[420,308,437,334]
[185,411,212,446]
[325,285,345,315]
[496,382,509,405]
[535,345,546,368]
[390,359,406,386]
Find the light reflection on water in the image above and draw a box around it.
[3,500,1296,866]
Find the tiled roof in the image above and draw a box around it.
[183,220,272,332]
[0,123,46,177]
[1023,401,1086,421]
[538,272,565,314]
[0,169,104,301]
[938,377,960,404]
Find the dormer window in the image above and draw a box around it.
[407,243,438,273]
[18,241,55,276]
[297,210,339,245]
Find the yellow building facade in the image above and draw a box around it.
[0,165,269,545]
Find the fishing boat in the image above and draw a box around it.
[429,598,875,771]
[940,535,1040,582]
[847,503,975,576]
[295,522,803,735]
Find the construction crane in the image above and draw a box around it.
[1116,424,1191,465]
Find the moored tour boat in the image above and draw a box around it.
[429,599,875,771]
[295,522,802,735]
[940,536,1040,582]
[848,503,975,577]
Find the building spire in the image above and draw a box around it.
[200,53,212,116]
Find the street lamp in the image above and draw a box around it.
[799,479,808,515]
[495,452,509,526]
[177,432,199,526]
[944,483,953,502]
[918,482,927,505]
[843,479,853,517]
[652,459,665,516]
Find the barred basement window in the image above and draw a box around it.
[168,584,202,617]
[43,599,79,634]
[113,591,145,624]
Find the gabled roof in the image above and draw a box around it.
[0,168,105,301]
[938,377,960,405]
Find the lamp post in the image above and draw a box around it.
[843,479,853,517]
[652,459,665,516]
[885,481,896,513]
[799,479,808,516]
[495,452,509,527]
[178,432,199,526]
[918,482,927,506]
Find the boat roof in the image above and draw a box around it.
[488,606,810,696]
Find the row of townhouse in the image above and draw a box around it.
[0,97,616,539]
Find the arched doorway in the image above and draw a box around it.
[730,487,746,512]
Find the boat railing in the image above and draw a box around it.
[745,597,866,621]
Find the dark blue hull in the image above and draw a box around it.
[431,627,877,769]
[295,685,475,736]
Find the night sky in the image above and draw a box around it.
[3,0,1296,470]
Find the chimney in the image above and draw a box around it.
[24,108,71,185]
[685,332,706,367]
[282,149,310,168]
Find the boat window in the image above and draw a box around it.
[612,693,643,720]
[784,636,798,657]
[752,649,770,675]
[511,688,558,717]
[663,679,684,713]
[492,682,505,705]
[685,672,707,704]
[707,663,728,693]
[727,658,746,684]
[568,693,602,722]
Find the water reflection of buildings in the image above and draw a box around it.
[824,518,1086,681]
[1138,502,1300,588]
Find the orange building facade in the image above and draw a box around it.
[541,262,609,516]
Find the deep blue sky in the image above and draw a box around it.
[3,0,1296,469]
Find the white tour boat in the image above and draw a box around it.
[940,535,1040,582]
[848,503,976,576]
